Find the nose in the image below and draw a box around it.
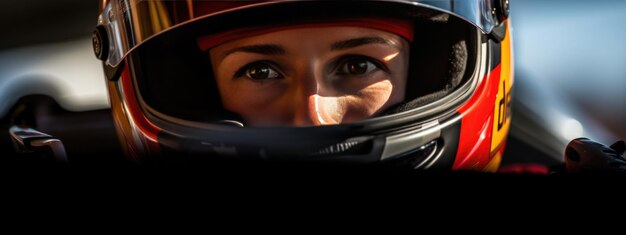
[291,74,321,126]
[294,95,345,126]
[291,98,315,126]
[290,72,342,126]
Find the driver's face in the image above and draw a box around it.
[209,26,409,126]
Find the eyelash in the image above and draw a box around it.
[232,55,389,81]
[332,55,390,76]
[233,60,284,81]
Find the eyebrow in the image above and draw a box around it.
[221,36,396,58]
[331,36,398,51]
[223,44,286,57]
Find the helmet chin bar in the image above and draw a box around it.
[381,120,440,161]
[152,112,455,169]
[216,120,245,128]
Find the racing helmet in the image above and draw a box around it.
[93,0,513,171]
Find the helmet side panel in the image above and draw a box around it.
[453,21,513,171]
[488,20,514,172]
[453,52,502,171]
[108,62,162,160]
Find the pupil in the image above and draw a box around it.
[250,66,269,79]
[349,61,368,74]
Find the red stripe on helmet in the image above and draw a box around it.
[453,65,502,170]
[120,63,161,145]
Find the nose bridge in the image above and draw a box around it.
[291,61,323,126]
[297,63,320,97]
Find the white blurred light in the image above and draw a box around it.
[561,118,584,140]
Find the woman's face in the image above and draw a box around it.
[209,26,410,126]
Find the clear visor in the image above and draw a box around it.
[99,0,498,67]
[115,0,482,128]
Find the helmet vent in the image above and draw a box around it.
[311,138,374,157]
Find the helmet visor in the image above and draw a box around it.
[117,0,482,128]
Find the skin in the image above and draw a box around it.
[209,27,410,127]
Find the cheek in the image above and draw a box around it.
[215,78,290,121]
[342,79,394,117]
[342,72,407,120]
[387,64,408,103]
[358,79,395,108]
[214,76,239,110]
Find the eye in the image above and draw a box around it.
[235,61,283,81]
[335,56,386,76]
[247,64,280,80]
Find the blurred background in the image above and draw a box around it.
[0,0,623,166]
[504,0,626,165]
